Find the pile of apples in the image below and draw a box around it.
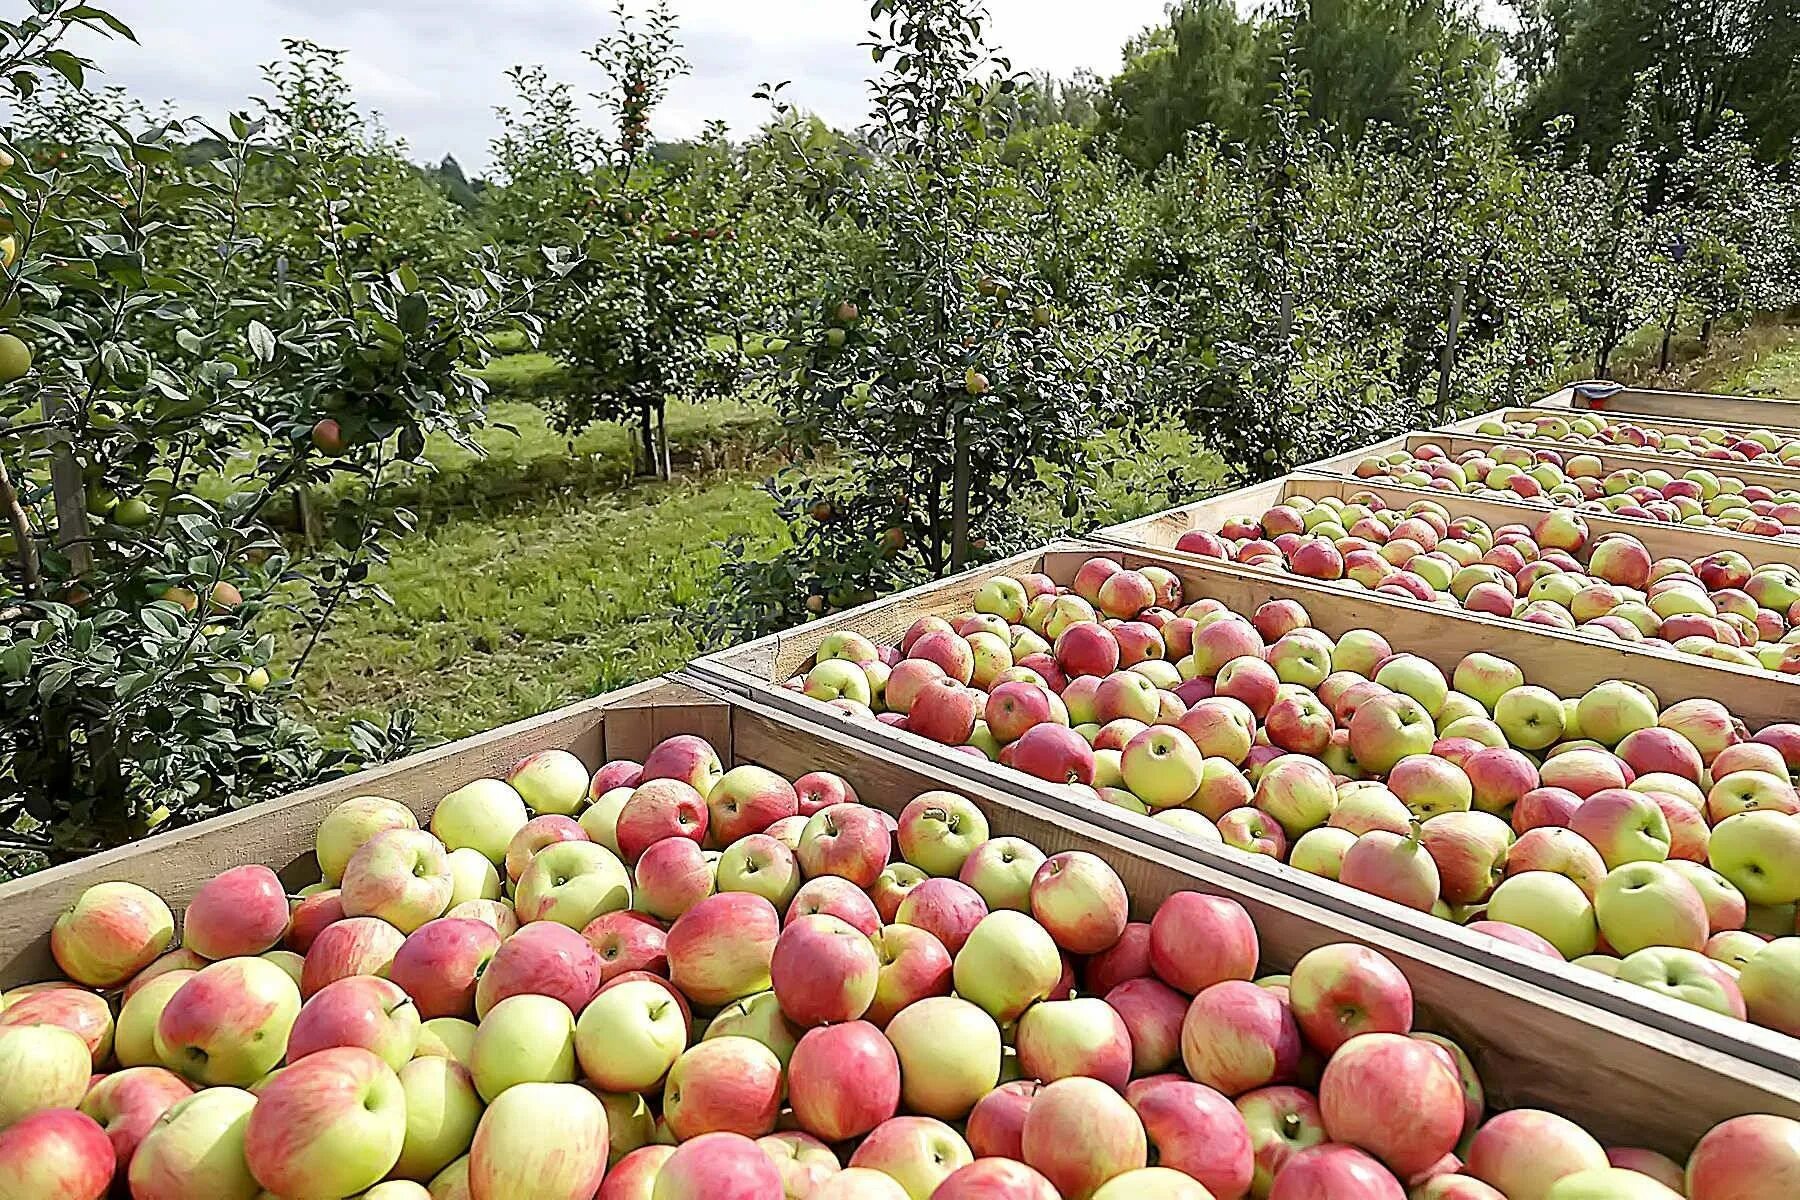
[6,739,1799,1200]
[1472,411,1800,468]
[1168,489,1800,673]
[1348,442,1800,539]
[792,556,1800,1039]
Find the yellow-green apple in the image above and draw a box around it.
[1093,672,1159,726]
[1179,978,1301,1095]
[976,576,1030,623]
[0,1023,89,1128]
[770,913,879,1027]
[1015,996,1132,1088]
[1542,1167,1681,1197]
[701,990,797,1067]
[0,1109,115,1200]
[870,861,927,922]
[716,833,801,909]
[122,947,208,1001]
[952,910,1061,1021]
[1149,892,1258,996]
[797,804,892,888]
[1348,694,1436,775]
[574,977,686,1093]
[1494,686,1567,751]
[388,918,500,1020]
[1574,682,1658,747]
[474,920,601,1017]
[1029,851,1128,955]
[1452,653,1525,712]
[965,631,1013,690]
[154,956,299,1086]
[288,974,419,1069]
[633,837,717,922]
[362,1181,433,1199]
[1487,871,1597,958]
[806,658,875,706]
[1235,1085,1325,1196]
[935,1159,1062,1199]
[0,988,109,1071]
[1267,1143,1405,1198]
[392,1056,481,1181]
[788,1020,901,1142]
[1116,727,1205,809]
[1332,629,1392,677]
[662,1036,781,1140]
[1421,811,1512,905]
[1287,943,1412,1052]
[504,815,587,888]
[1373,655,1448,716]
[789,876,882,936]
[957,837,1046,912]
[1615,947,1745,1018]
[1709,810,1800,905]
[341,829,454,933]
[124,1086,258,1200]
[1022,1076,1147,1199]
[867,924,953,1027]
[880,994,1000,1120]
[467,1082,606,1200]
[848,1116,973,1199]
[1387,756,1473,820]
[640,734,725,796]
[664,892,780,1008]
[317,795,419,885]
[1708,770,1800,823]
[1594,861,1709,955]
[1340,827,1441,912]
[1738,938,1800,1034]
[115,971,195,1067]
[1506,826,1607,895]
[1329,783,1412,836]
[896,792,989,876]
[514,840,632,928]
[1568,789,1671,868]
[1251,755,1336,837]
[263,948,305,988]
[51,881,174,988]
[1105,975,1186,1075]
[1269,632,1334,689]
[181,865,289,960]
[416,1016,477,1064]
[431,779,529,867]
[614,779,708,864]
[581,911,667,985]
[244,1047,404,1196]
[1704,929,1765,970]
[1466,1109,1607,1200]
[1320,1032,1462,1177]
[896,878,987,955]
[506,749,590,816]
[1685,1113,1800,1199]
[1290,826,1356,880]
[470,993,576,1100]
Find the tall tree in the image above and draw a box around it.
[1099,0,1266,168]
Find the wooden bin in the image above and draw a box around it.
[1313,429,1800,496]
[1097,469,1800,573]
[5,672,1796,1155]
[1535,382,1800,429]
[1444,405,1800,452]
[690,542,1800,1082]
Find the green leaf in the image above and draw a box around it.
[0,642,31,681]
[247,320,276,363]
[43,49,84,89]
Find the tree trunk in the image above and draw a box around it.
[1435,280,1465,421]
[950,412,971,573]
[656,399,672,480]
[43,395,91,577]
[638,405,657,478]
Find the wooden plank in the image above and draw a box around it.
[1560,387,1800,428]
[0,678,702,987]
[1098,470,1800,571]
[688,677,1800,1156]
[1444,406,1800,448]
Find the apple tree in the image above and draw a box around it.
[0,5,541,868]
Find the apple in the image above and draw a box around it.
[1291,826,1356,879]
[582,910,668,982]
[153,956,300,1086]
[895,877,987,955]
[0,1023,91,1128]
[431,779,529,866]
[573,976,688,1092]
[118,972,199,1069]
[967,1080,1040,1159]
[769,913,880,1026]
[869,862,927,922]
[640,734,726,796]
[244,1047,406,1197]
[580,787,633,855]
[1288,943,1412,1053]
[287,974,420,1070]
[1179,978,1301,1095]
[1320,1032,1463,1177]
[880,992,1003,1122]
[849,1116,974,1199]
[1013,723,1098,786]
[1022,1077,1147,1200]
[0,986,112,1065]
[1104,976,1187,1076]
[788,1020,902,1142]
[652,1131,786,1200]
[756,1130,839,1198]
[1330,783,1413,836]
[615,780,709,864]
[590,759,644,799]
[1236,1084,1326,1197]
[181,865,289,959]
[1150,891,1258,995]
[1252,755,1337,837]
[51,881,175,988]
[506,748,590,816]
[896,791,990,877]
[125,1086,259,1200]
[1464,747,1539,816]
[953,837,1046,914]
[470,992,577,1100]
[1568,789,1671,868]
[935,1159,1062,1199]
[391,1055,482,1182]
[797,803,892,888]
[1015,996,1133,1088]
[1265,1144,1404,1199]
[1420,811,1511,905]
[1594,861,1710,955]
[698,989,797,1070]
[317,795,420,884]
[1685,1114,1800,1199]
[0,1109,113,1200]
[340,829,454,933]
[665,892,779,1008]
[633,837,717,921]
[1466,1108,1608,1200]
[663,1035,783,1140]
[716,833,801,909]
[1739,939,1800,1034]
[1348,694,1436,775]
[301,916,405,997]
[1708,811,1800,905]
[474,919,602,1017]
[1494,686,1567,751]
[699,765,798,846]
[1487,870,1598,958]
[468,1082,608,1200]
[1621,947,1747,1018]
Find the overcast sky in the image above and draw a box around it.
[88,1,1170,175]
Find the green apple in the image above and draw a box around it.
[575,979,688,1094]
[393,1055,484,1182]
[470,994,577,1101]
[126,1087,260,1198]
[885,996,1002,1120]
[1615,947,1745,1019]
[1710,811,1800,906]
[1486,872,1596,959]
[1593,862,1709,956]
[804,659,874,707]
[1494,686,1567,751]
[896,791,991,877]
[431,780,528,867]
[1738,937,1800,1035]
[953,911,1060,1022]
[1453,654,1525,713]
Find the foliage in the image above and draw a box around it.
[0,4,541,861]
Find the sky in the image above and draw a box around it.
[87,1,1172,175]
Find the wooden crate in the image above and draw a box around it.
[5,672,1788,1153]
[1445,405,1800,448]
[1536,382,1800,428]
[690,542,1800,1084]
[1434,409,1800,480]
[1098,469,1800,572]
[1315,430,1800,495]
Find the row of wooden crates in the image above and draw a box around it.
[3,382,1798,1163]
